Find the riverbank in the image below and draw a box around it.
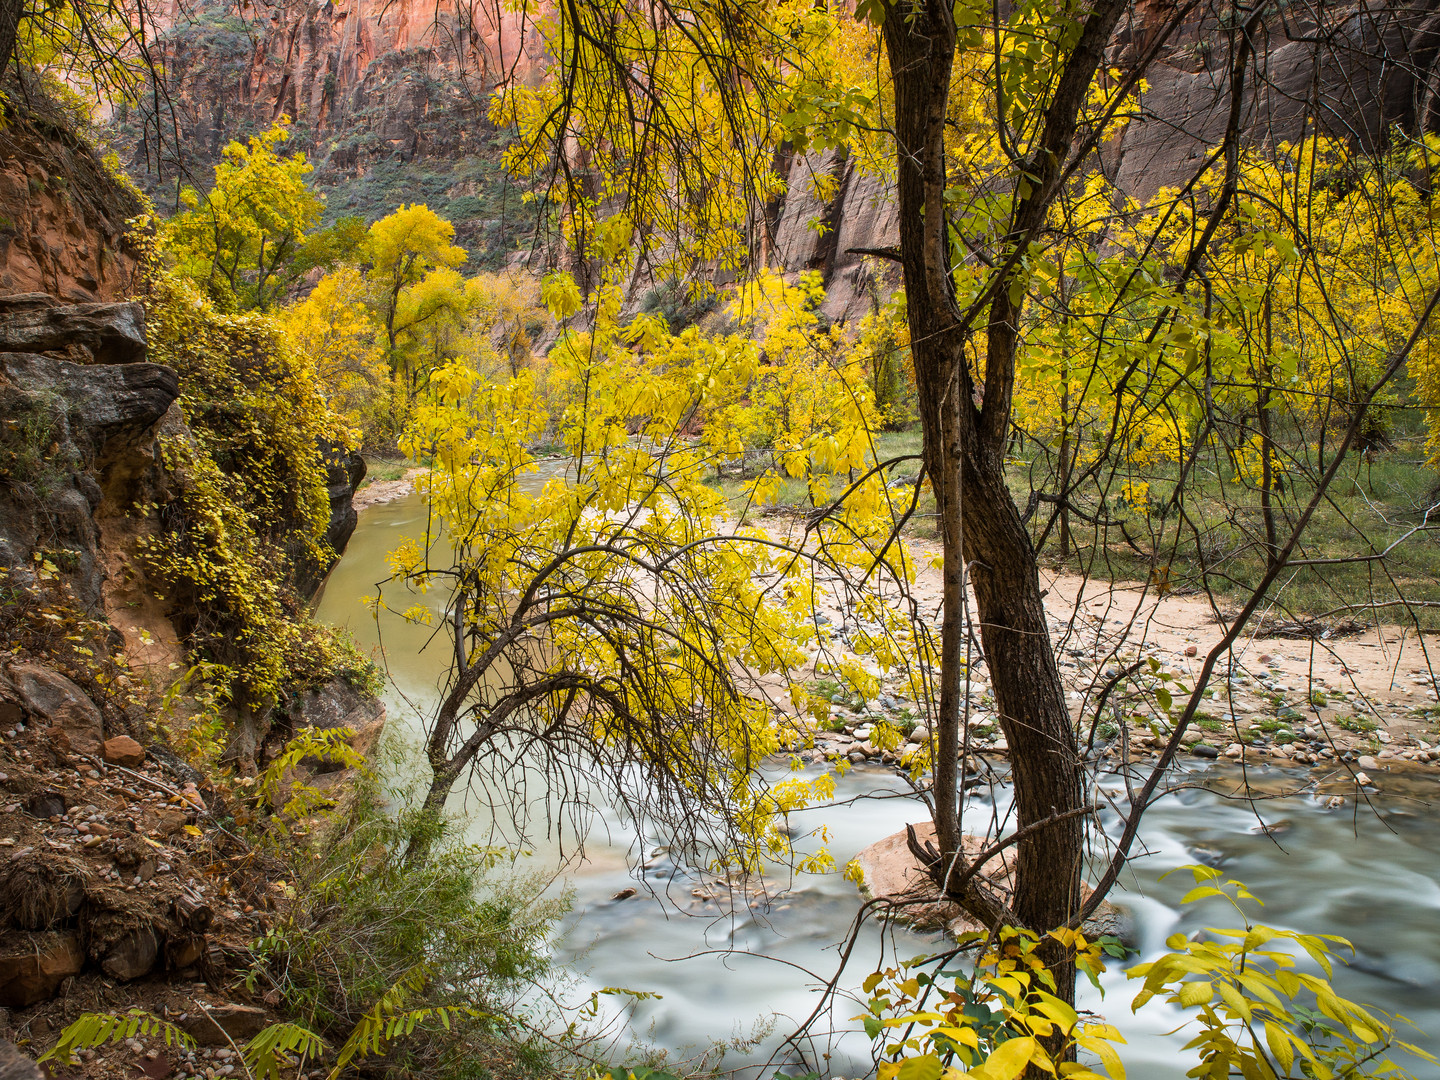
[352,477,1439,777]
[352,465,428,513]
[315,484,1440,1078]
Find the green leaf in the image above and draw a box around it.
[897,1053,945,1080]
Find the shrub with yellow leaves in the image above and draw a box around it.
[859,868,1432,1080]
[384,230,847,872]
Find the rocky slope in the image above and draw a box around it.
[0,115,381,1067]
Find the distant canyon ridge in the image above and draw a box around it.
[102,0,1440,320]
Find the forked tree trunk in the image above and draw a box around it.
[881,0,1122,1013]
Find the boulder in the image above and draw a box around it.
[8,663,103,755]
[283,677,385,771]
[0,672,22,729]
[179,1003,268,1046]
[0,930,84,1007]
[0,1039,44,1080]
[289,678,384,732]
[102,735,146,767]
[852,821,1125,941]
[0,295,146,364]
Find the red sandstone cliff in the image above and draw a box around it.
[0,91,144,302]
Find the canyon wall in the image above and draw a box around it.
[0,94,144,302]
[112,0,547,266]
[110,0,1440,322]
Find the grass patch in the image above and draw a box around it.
[1335,715,1378,734]
[708,408,1436,629]
[361,456,410,485]
[1035,416,1440,629]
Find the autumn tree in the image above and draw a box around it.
[166,120,364,311]
[363,204,470,382]
[383,240,843,867]
[278,267,392,448]
[489,0,1440,1026]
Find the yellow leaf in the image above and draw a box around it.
[977,1036,1040,1080]
[1177,982,1214,1008]
[897,1054,945,1080]
[1264,1020,1295,1074]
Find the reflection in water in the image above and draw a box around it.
[318,491,1440,1078]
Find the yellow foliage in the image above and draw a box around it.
[278,268,392,449]
[863,873,1433,1080]
[140,269,375,712]
[388,246,869,871]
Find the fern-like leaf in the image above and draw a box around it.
[325,964,491,1080]
[244,1021,327,1080]
[39,1009,195,1065]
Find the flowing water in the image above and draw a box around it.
[316,491,1440,1078]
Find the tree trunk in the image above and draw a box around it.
[882,0,1109,1014]
[0,0,22,88]
[882,0,968,897]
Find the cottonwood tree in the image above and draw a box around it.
[380,249,851,868]
[483,0,1440,1027]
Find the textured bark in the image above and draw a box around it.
[0,0,20,88]
[881,0,1125,1013]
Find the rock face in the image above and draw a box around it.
[767,147,902,323]
[0,335,180,613]
[0,294,147,363]
[291,440,367,597]
[112,0,547,263]
[146,0,546,161]
[109,0,1440,314]
[0,85,145,302]
[1107,0,1440,203]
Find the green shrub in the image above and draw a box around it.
[247,749,568,1078]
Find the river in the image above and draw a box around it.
[316,490,1440,1078]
